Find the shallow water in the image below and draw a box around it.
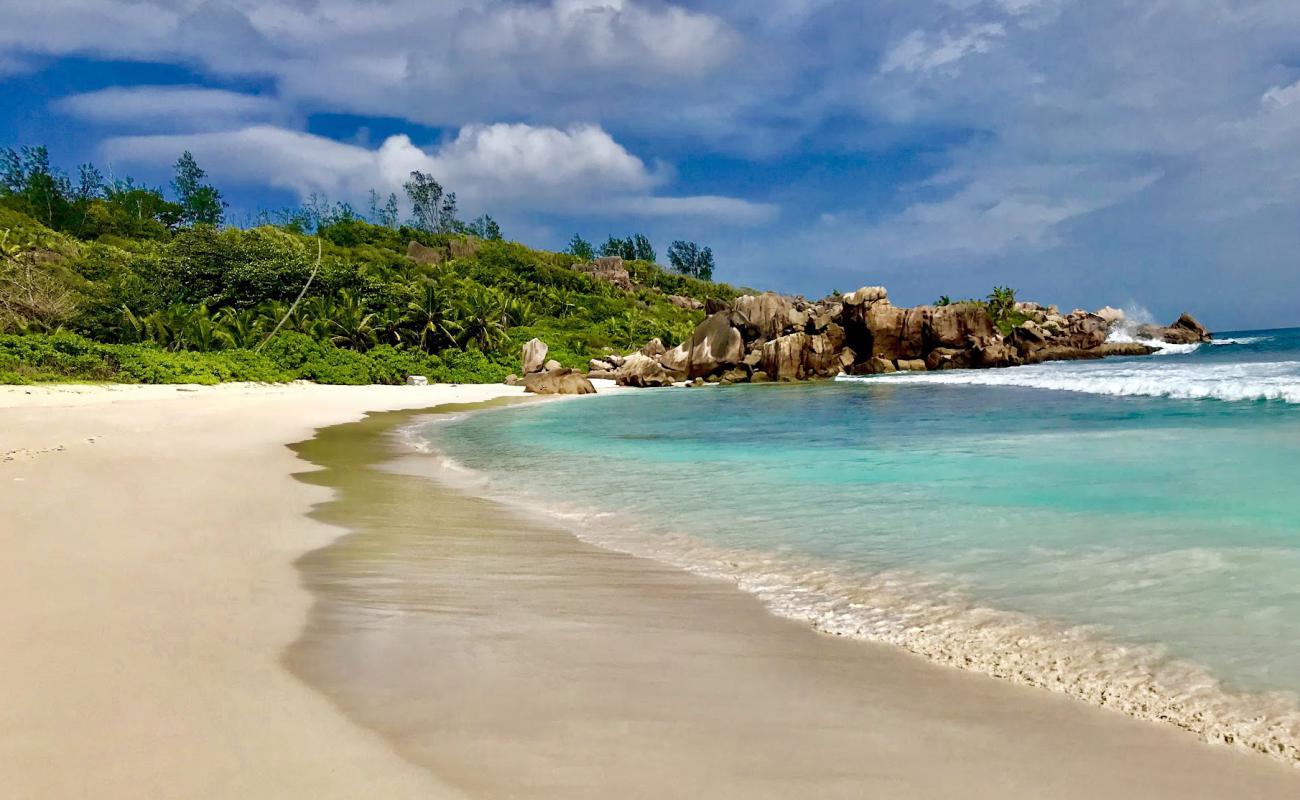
[422,327,1300,762]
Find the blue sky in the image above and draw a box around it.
[4,1,1300,329]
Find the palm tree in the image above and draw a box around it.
[455,286,508,351]
[215,307,262,349]
[405,283,461,352]
[986,286,1017,323]
[184,306,223,352]
[327,290,378,351]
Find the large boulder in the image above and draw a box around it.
[667,294,704,310]
[615,353,680,387]
[522,368,596,395]
[925,347,972,371]
[972,339,1020,368]
[1096,342,1158,357]
[899,306,930,360]
[804,333,850,378]
[762,332,809,381]
[841,286,888,307]
[1095,306,1126,327]
[521,338,548,375]
[660,312,745,379]
[731,293,796,341]
[640,338,666,358]
[864,302,906,361]
[406,240,447,265]
[925,304,996,349]
[1135,312,1212,344]
[808,300,843,332]
[449,237,481,260]
[1009,321,1050,357]
[1061,312,1110,350]
[576,256,633,291]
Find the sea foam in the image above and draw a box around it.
[839,360,1300,403]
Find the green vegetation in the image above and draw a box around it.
[934,287,1028,335]
[0,146,738,385]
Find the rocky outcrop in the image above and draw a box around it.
[449,237,481,260]
[522,367,596,395]
[667,294,704,310]
[925,304,996,350]
[577,281,1201,390]
[732,293,797,341]
[1138,312,1212,345]
[406,240,447,265]
[521,338,548,375]
[575,256,633,291]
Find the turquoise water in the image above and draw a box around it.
[419,327,1300,761]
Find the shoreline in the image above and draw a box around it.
[288,399,1300,799]
[0,381,521,799]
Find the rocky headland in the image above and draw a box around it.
[515,282,1212,394]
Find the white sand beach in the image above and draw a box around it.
[3,381,1299,799]
[0,382,518,799]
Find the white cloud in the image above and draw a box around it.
[99,122,775,224]
[880,23,1005,75]
[0,0,739,136]
[54,85,284,129]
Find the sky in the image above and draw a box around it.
[3,1,1300,330]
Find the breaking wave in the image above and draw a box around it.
[402,426,1300,766]
[840,360,1300,404]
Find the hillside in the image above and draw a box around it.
[0,197,737,385]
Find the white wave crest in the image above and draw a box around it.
[840,361,1300,403]
[1212,336,1270,346]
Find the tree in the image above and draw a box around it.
[171,151,226,226]
[599,235,632,259]
[667,240,715,281]
[986,286,1017,323]
[631,233,656,262]
[567,233,594,260]
[403,170,459,233]
[467,214,503,240]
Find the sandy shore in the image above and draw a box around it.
[4,382,1300,799]
[0,382,520,799]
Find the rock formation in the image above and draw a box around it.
[521,338,548,375]
[521,367,596,395]
[521,285,1210,393]
[575,256,634,291]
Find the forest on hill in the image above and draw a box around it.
[0,146,736,384]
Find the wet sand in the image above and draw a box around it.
[287,404,1300,799]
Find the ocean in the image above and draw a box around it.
[416,327,1300,762]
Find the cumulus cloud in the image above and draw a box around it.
[54,85,285,130]
[0,0,739,137]
[100,122,776,224]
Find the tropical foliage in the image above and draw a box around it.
[0,147,740,385]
